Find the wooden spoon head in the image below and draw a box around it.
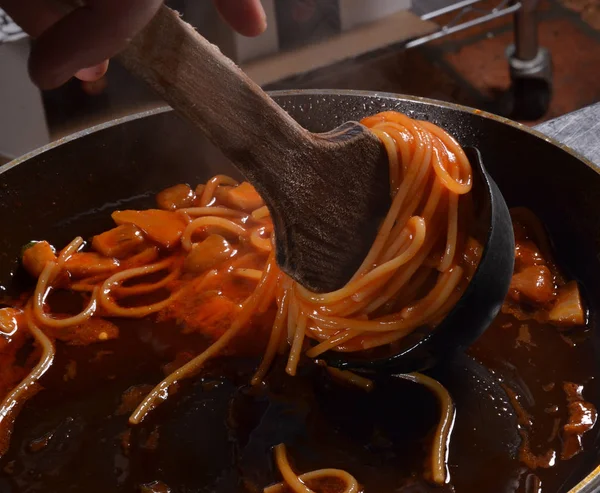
[265,122,390,293]
[111,6,389,292]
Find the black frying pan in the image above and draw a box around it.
[0,90,599,492]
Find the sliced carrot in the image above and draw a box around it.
[22,241,57,278]
[156,184,195,210]
[225,182,264,211]
[92,224,146,259]
[509,265,556,306]
[548,281,585,327]
[64,252,119,278]
[112,209,187,249]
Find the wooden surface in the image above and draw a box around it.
[117,6,391,292]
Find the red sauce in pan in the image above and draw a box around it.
[0,191,597,493]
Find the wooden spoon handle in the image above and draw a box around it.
[117,5,311,173]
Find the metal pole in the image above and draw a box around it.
[512,0,540,61]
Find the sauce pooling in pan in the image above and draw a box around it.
[0,197,596,493]
[0,114,597,492]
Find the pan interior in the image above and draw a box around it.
[0,92,599,493]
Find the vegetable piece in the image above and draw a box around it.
[213,185,233,204]
[0,307,24,350]
[22,241,57,278]
[509,265,556,305]
[225,182,264,211]
[112,210,187,249]
[92,224,146,259]
[548,281,585,327]
[156,184,196,210]
[183,294,239,338]
[515,240,545,269]
[184,234,235,274]
[564,401,596,434]
[64,252,119,278]
[561,382,597,460]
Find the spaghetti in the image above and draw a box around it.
[266,371,455,492]
[266,444,360,493]
[0,305,55,456]
[0,111,477,485]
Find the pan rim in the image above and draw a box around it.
[270,89,600,174]
[1,90,598,178]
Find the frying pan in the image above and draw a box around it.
[1,90,599,492]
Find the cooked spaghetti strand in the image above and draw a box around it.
[0,308,55,456]
[395,372,455,485]
[129,254,278,424]
[1,111,476,475]
[271,444,360,493]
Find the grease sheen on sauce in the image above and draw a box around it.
[0,222,597,493]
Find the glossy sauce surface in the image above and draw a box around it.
[0,204,597,493]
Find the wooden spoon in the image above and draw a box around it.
[114,6,390,293]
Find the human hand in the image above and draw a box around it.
[1,0,267,90]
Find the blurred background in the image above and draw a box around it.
[0,0,599,163]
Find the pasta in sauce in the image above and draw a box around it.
[0,111,595,493]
